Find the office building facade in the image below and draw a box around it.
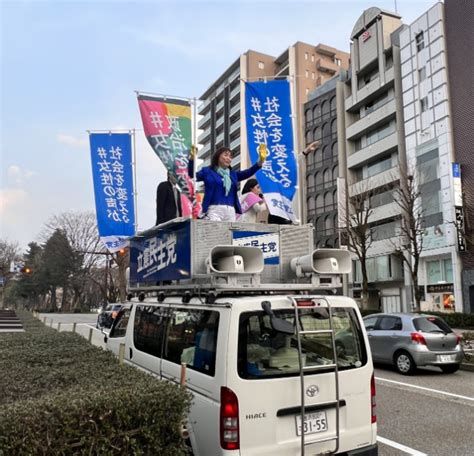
[399,2,464,312]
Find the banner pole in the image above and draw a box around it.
[192,97,198,218]
[289,74,301,224]
[132,129,138,234]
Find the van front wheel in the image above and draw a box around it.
[394,351,416,375]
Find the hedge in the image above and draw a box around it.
[359,309,474,329]
[0,311,191,455]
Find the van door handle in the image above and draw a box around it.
[129,348,133,359]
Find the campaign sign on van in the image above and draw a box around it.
[232,231,280,265]
[129,221,191,283]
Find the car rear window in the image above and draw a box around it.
[238,307,367,379]
[413,316,452,334]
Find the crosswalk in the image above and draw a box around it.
[0,309,24,332]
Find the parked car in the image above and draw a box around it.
[363,313,463,375]
[97,304,122,329]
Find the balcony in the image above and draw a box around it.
[216,115,225,130]
[230,136,241,150]
[347,132,398,169]
[230,120,240,135]
[368,202,401,224]
[350,165,400,196]
[216,98,225,114]
[197,128,211,145]
[198,111,211,130]
[346,98,396,140]
[198,99,211,116]
[315,43,336,57]
[230,102,241,118]
[345,67,395,112]
[316,58,338,74]
[199,142,211,159]
[230,85,240,102]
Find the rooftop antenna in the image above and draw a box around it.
[394,0,398,14]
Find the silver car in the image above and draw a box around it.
[363,313,463,375]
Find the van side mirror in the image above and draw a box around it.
[261,301,294,335]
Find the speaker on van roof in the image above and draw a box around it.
[208,245,264,274]
[291,248,351,277]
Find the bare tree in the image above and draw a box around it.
[342,189,374,310]
[390,167,425,312]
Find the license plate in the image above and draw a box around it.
[295,411,328,436]
[438,354,455,363]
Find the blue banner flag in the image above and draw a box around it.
[89,133,135,252]
[245,80,297,221]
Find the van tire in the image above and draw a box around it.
[394,350,416,375]
[440,364,459,374]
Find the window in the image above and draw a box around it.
[418,156,438,184]
[165,309,219,376]
[323,168,332,187]
[312,72,315,80]
[305,108,313,124]
[306,88,309,95]
[307,196,315,212]
[364,316,378,331]
[258,61,265,69]
[324,192,333,210]
[305,130,313,144]
[314,148,322,165]
[238,307,367,379]
[370,189,394,208]
[316,194,324,210]
[416,31,425,52]
[313,127,321,140]
[332,166,338,180]
[313,104,321,118]
[366,122,395,147]
[420,96,429,112]
[332,142,338,158]
[367,156,392,178]
[418,66,426,82]
[372,220,398,241]
[305,70,309,78]
[325,215,334,233]
[413,317,452,334]
[110,308,131,338]
[334,58,342,66]
[321,100,330,117]
[330,96,337,112]
[427,259,454,284]
[330,119,337,135]
[379,316,402,331]
[307,173,314,188]
[134,305,169,357]
[323,145,331,162]
[305,52,309,60]
[361,92,391,118]
[311,54,315,62]
[358,66,379,89]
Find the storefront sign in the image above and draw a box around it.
[361,30,372,42]
[454,206,466,252]
[427,283,454,293]
[452,163,463,206]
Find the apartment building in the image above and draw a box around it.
[444,0,474,312]
[341,8,410,311]
[197,43,349,172]
[399,2,464,312]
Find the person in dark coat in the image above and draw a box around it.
[156,173,182,225]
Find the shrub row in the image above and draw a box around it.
[359,309,474,329]
[0,311,191,455]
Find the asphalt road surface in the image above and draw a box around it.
[38,313,473,455]
[375,365,473,456]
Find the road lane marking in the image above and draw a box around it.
[377,436,427,456]
[376,377,474,402]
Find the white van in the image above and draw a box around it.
[106,293,377,455]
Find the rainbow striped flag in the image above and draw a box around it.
[137,94,198,216]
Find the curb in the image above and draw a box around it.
[460,363,474,372]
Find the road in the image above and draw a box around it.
[375,364,473,456]
[38,313,473,455]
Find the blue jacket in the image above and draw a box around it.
[188,160,261,214]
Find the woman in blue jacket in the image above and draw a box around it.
[188,145,267,221]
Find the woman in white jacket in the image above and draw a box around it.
[238,178,267,223]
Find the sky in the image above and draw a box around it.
[1,0,436,251]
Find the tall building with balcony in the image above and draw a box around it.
[342,8,410,311]
[197,43,349,173]
[398,2,465,312]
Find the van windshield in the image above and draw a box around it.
[238,307,367,379]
